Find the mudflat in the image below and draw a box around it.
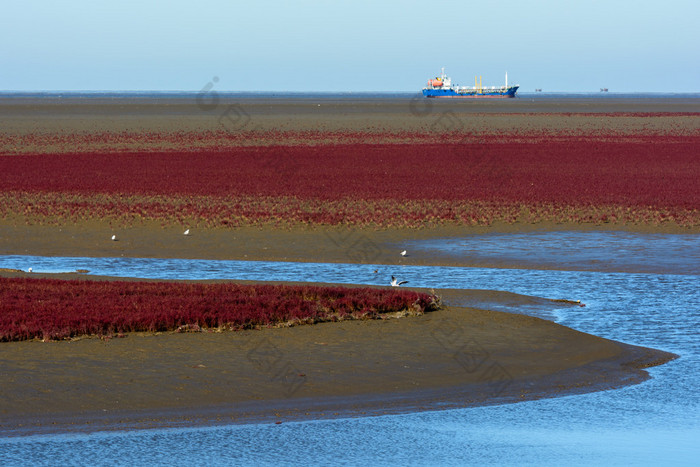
[0,221,680,435]
[1,97,698,153]
[0,96,693,435]
[0,221,697,270]
[0,287,676,435]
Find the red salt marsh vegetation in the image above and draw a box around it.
[0,105,690,431]
[1,109,698,155]
[1,133,698,227]
[0,277,439,342]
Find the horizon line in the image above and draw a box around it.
[1,90,699,96]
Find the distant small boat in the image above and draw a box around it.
[600,88,609,92]
[535,88,542,92]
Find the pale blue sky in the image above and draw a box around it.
[2,0,698,92]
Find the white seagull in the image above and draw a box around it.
[111,234,117,241]
[184,229,190,236]
[400,250,407,257]
[391,275,408,287]
[27,267,32,273]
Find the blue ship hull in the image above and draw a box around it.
[422,86,519,98]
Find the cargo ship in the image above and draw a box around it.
[423,68,519,98]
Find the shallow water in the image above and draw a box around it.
[1,231,699,465]
[406,230,700,275]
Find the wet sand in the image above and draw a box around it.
[0,285,676,436]
[1,220,697,271]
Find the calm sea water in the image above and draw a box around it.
[1,231,699,465]
[405,230,700,275]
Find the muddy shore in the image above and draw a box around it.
[0,221,681,436]
[1,220,697,271]
[0,284,677,436]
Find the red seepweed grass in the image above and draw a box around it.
[1,133,698,227]
[0,277,440,342]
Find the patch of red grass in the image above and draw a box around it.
[1,135,698,227]
[0,277,439,342]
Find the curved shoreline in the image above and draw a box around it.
[1,221,698,272]
[0,289,678,437]
[0,220,687,436]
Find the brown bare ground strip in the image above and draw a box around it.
[1,96,698,154]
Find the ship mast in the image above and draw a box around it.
[505,71,508,88]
